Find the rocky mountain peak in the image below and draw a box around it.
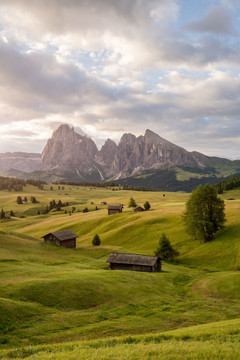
[119,133,136,145]
[53,123,73,136]
[97,139,117,165]
[41,124,98,176]
[40,124,209,181]
[144,129,157,138]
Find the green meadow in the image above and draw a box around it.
[0,184,240,359]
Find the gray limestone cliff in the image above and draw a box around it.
[41,125,209,180]
[41,124,98,178]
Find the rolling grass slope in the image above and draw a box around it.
[1,319,240,359]
[0,185,240,357]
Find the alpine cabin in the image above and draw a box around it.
[42,229,78,248]
[107,204,123,215]
[134,205,144,212]
[106,253,161,272]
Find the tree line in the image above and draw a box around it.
[54,180,152,192]
[215,174,240,194]
[0,176,46,191]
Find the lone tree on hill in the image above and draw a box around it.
[92,234,101,246]
[144,201,151,211]
[128,197,137,208]
[154,233,179,262]
[30,196,37,203]
[182,184,226,243]
[0,209,5,219]
[16,196,22,204]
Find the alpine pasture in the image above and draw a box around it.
[0,184,240,359]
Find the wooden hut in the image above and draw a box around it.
[106,253,161,272]
[134,205,144,212]
[42,229,78,248]
[107,204,123,215]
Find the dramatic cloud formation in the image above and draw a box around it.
[183,6,233,34]
[0,0,239,159]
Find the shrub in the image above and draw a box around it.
[0,209,5,219]
[16,196,22,204]
[30,196,37,203]
[92,234,101,246]
[144,201,151,211]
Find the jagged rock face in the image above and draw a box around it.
[97,139,117,165]
[0,152,41,173]
[42,124,98,177]
[107,129,208,178]
[41,124,209,181]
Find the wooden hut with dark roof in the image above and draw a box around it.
[106,253,161,272]
[107,204,123,215]
[134,205,144,212]
[42,229,78,248]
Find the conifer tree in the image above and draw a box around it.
[16,196,22,204]
[144,201,151,210]
[154,233,179,262]
[0,209,5,219]
[92,234,101,246]
[128,197,137,208]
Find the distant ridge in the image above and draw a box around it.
[0,152,41,173]
[1,124,240,191]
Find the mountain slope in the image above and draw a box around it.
[41,125,212,181]
[0,152,41,173]
[1,124,240,189]
[42,124,100,180]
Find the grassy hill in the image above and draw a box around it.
[0,184,240,358]
[1,318,240,359]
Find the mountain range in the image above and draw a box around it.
[1,124,240,191]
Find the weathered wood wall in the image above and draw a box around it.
[44,235,76,248]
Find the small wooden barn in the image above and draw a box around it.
[42,229,78,248]
[106,253,161,272]
[107,204,123,215]
[134,205,144,212]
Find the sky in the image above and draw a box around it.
[0,0,240,159]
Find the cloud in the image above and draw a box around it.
[0,1,239,159]
[183,6,233,34]
[0,38,129,125]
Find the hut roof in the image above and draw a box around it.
[134,206,144,211]
[107,204,123,210]
[42,229,78,241]
[106,253,159,266]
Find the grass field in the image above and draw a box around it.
[0,184,240,358]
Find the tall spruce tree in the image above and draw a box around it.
[0,209,5,219]
[154,233,179,262]
[128,197,137,208]
[182,184,226,243]
[16,196,22,204]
